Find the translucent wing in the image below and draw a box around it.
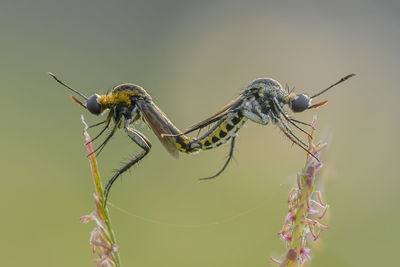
[182,96,243,135]
[137,100,180,158]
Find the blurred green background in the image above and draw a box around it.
[1,0,399,266]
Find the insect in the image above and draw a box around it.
[49,72,354,205]
[163,74,355,179]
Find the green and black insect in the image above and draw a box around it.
[49,72,354,205]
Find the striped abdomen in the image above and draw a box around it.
[193,111,247,151]
[145,107,247,154]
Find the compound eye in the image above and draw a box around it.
[290,94,310,112]
[86,94,102,115]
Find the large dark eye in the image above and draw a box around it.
[290,94,310,112]
[86,94,102,115]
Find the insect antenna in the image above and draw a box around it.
[48,72,88,105]
[310,74,355,99]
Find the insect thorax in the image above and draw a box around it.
[237,78,287,125]
[96,83,151,126]
[98,83,150,108]
[245,78,286,106]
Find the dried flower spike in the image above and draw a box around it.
[270,116,329,266]
[80,115,121,267]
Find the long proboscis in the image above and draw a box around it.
[48,72,89,100]
[310,73,356,99]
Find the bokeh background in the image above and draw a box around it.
[1,0,399,266]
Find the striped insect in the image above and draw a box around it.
[163,74,355,180]
[49,73,354,205]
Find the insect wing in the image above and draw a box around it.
[137,100,180,158]
[183,96,243,135]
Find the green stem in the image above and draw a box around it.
[83,116,121,266]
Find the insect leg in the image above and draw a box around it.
[273,98,311,138]
[198,136,236,181]
[271,113,319,162]
[104,128,152,205]
[89,111,114,144]
[273,108,308,148]
[86,120,106,130]
[89,124,109,144]
[91,118,121,156]
[287,117,312,127]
